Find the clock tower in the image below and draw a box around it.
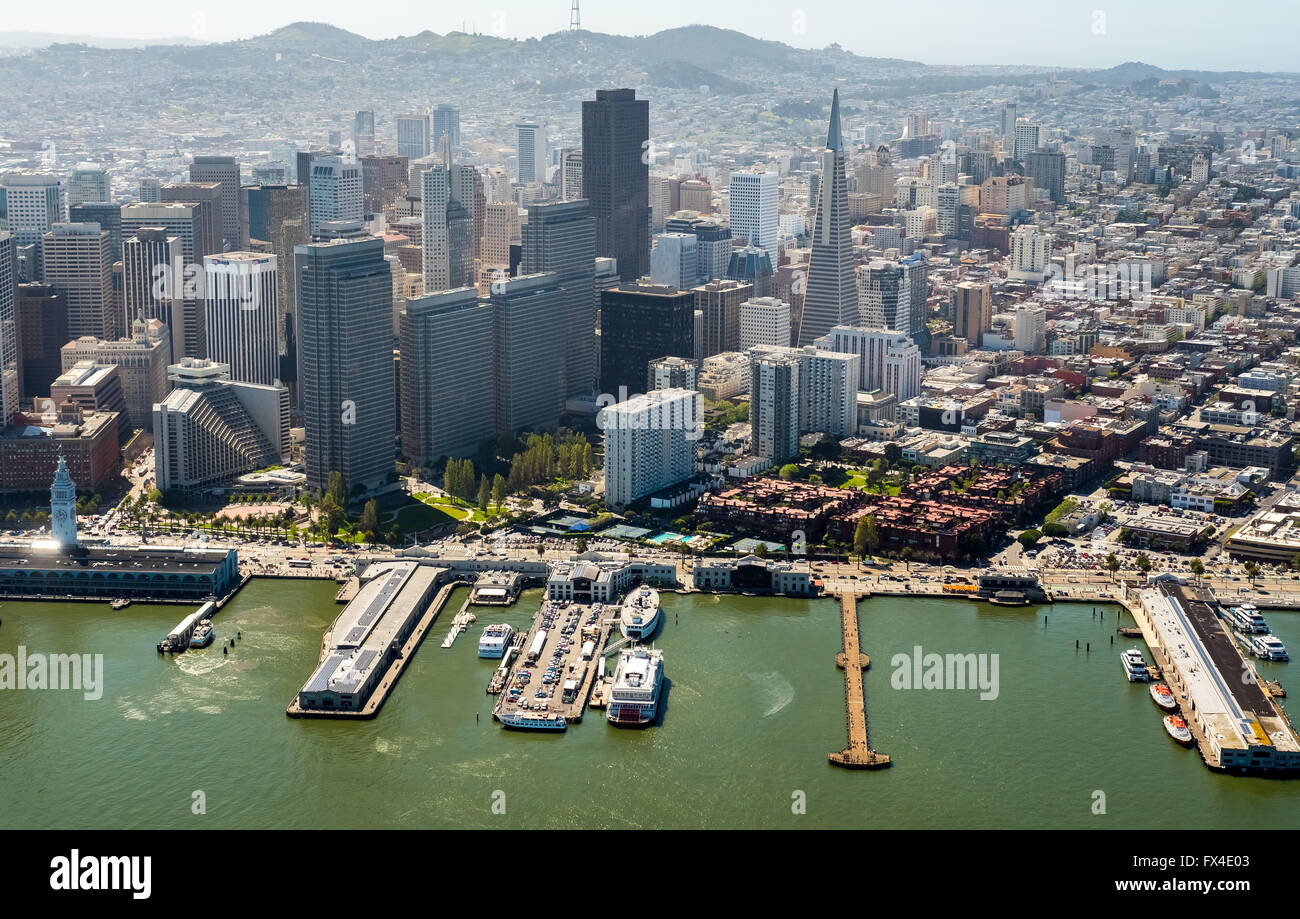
[50,455,78,547]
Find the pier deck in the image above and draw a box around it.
[828,589,890,769]
[492,599,612,725]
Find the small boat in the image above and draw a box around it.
[1249,634,1289,662]
[1223,603,1269,634]
[1163,714,1193,746]
[1121,648,1150,682]
[110,598,131,611]
[1149,683,1177,711]
[189,620,215,649]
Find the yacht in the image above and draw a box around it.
[1223,603,1269,634]
[189,620,214,649]
[497,710,567,732]
[1149,683,1177,711]
[1249,634,1290,662]
[1121,648,1150,682]
[1163,715,1193,746]
[477,623,515,659]
[618,585,662,641]
[606,647,664,727]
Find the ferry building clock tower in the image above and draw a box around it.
[50,456,78,547]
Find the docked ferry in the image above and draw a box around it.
[189,620,214,649]
[1163,714,1193,746]
[1249,634,1290,662]
[619,585,662,641]
[1223,603,1269,634]
[1149,683,1177,711]
[606,647,664,727]
[497,710,567,732]
[1121,648,1150,682]
[477,623,515,659]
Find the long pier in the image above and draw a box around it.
[829,589,891,769]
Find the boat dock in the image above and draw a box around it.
[491,599,612,726]
[828,589,891,770]
[157,599,217,653]
[487,634,526,694]
[440,598,476,648]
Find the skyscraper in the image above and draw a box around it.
[353,110,376,155]
[17,282,67,402]
[560,149,583,200]
[308,157,363,236]
[189,156,242,251]
[520,199,597,398]
[421,143,479,293]
[204,252,279,387]
[797,90,858,345]
[492,272,566,436]
[42,223,115,340]
[397,114,432,161]
[601,388,699,509]
[0,232,18,422]
[750,352,799,463]
[599,283,694,398]
[122,201,213,358]
[728,170,779,265]
[66,163,108,210]
[951,280,991,347]
[515,122,547,185]
[399,287,495,466]
[0,172,64,280]
[69,202,123,263]
[582,89,649,283]
[693,279,751,359]
[295,238,395,494]
[122,227,184,358]
[433,104,460,152]
[242,184,309,399]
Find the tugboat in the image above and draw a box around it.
[1149,683,1177,711]
[189,620,215,649]
[1163,714,1193,746]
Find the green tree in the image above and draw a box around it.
[1018,529,1042,548]
[1189,558,1205,580]
[326,470,347,508]
[1244,560,1260,586]
[778,463,799,481]
[853,515,879,560]
[358,500,380,540]
[1105,552,1121,580]
[476,474,491,513]
[491,473,507,509]
[1135,553,1152,575]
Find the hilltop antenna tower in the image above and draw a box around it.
[570,0,581,31]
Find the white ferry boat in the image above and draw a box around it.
[1149,683,1177,711]
[1249,634,1290,662]
[498,710,567,732]
[477,623,515,659]
[1163,714,1193,746]
[1223,603,1269,634]
[619,585,662,641]
[189,620,214,649]
[606,647,664,727]
[1121,648,1150,682]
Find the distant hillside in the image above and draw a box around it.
[0,31,208,50]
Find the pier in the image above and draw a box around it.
[440,598,476,648]
[492,598,613,726]
[828,589,890,770]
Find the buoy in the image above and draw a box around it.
[1086,642,1090,653]
[1110,635,1114,645]
[1076,639,1079,649]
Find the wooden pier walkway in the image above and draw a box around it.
[829,589,891,770]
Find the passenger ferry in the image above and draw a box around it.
[477,623,515,659]
[1149,683,1177,711]
[1249,634,1290,662]
[1163,714,1193,746]
[606,647,664,727]
[1223,603,1269,634]
[619,585,662,641]
[189,620,215,649]
[1121,648,1150,682]
[497,710,567,732]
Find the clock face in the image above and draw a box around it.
[55,509,68,521]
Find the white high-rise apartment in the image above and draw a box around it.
[749,344,858,438]
[728,170,779,264]
[1013,122,1041,160]
[515,122,548,185]
[814,326,919,401]
[738,296,791,351]
[600,388,700,509]
[749,352,800,463]
[1014,305,1047,354]
[1009,225,1050,281]
[203,252,280,386]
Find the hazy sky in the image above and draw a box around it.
[7,0,1295,71]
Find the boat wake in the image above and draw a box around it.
[751,671,795,717]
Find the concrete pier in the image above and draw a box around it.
[828,589,891,770]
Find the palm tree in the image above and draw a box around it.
[1244,561,1260,587]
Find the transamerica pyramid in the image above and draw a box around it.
[797,89,860,345]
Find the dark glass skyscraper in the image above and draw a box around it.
[797,89,859,345]
[582,89,649,283]
[295,237,394,495]
[599,282,693,399]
